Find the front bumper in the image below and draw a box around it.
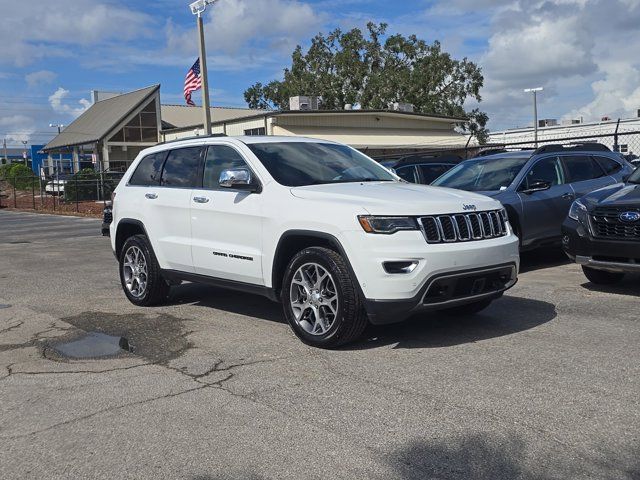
[340,228,520,324]
[364,263,518,324]
[562,217,640,273]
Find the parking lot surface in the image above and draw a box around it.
[0,209,638,479]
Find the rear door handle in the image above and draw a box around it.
[145,193,158,199]
[193,196,210,204]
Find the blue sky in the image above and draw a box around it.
[1,0,640,148]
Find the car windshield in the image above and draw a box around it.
[432,156,530,192]
[247,142,396,187]
[627,167,640,184]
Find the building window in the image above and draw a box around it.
[244,127,266,136]
[108,99,158,144]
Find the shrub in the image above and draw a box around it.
[6,164,37,190]
[64,168,116,201]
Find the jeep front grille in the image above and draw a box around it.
[418,210,507,244]
[591,206,640,241]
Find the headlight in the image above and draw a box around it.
[358,216,418,234]
[568,200,587,222]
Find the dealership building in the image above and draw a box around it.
[43,85,470,172]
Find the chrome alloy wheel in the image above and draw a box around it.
[289,262,339,336]
[122,246,148,298]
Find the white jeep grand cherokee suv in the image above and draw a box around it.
[110,136,519,347]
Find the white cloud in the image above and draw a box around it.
[25,70,57,88]
[165,0,325,62]
[0,0,152,66]
[451,0,640,129]
[0,114,36,144]
[48,88,91,118]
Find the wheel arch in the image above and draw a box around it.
[271,230,363,300]
[115,219,148,258]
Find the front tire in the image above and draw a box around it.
[582,266,625,285]
[119,234,169,306]
[282,247,368,348]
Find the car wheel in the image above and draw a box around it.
[582,266,625,285]
[282,247,368,348]
[119,234,169,306]
[440,298,494,316]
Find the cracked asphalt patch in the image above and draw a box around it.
[1,210,639,479]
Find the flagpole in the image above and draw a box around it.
[196,11,212,136]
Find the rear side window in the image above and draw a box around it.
[129,152,166,186]
[161,147,203,188]
[562,155,606,182]
[593,156,622,174]
[419,164,453,184]
[395,165,418,183]
[203,145,251,189]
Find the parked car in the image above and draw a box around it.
[110,136,519,347]
[562,167,640,284]
[45,176,69,196]
[102,200,113,236]
[379,154,462,184]
[431,144,635,250]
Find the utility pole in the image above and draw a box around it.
[524,87,543,147]
[21,140,28,167]
[49,124,64,175]
[190,0,217,136]
[2,138,7,164]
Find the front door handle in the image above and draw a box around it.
[145,193,158,200]
[561,193,574,200]
[193,196,210,204]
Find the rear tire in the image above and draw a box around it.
[282,247,368,348]
[582,266,624,285]
[119,234,169,306]
[440,298,494,316]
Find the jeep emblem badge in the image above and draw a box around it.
[619,211,640,223]
[463,204,477,211]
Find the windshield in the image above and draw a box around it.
[432,156,530,192]
[628,166,640,184]
[247,142,396,187]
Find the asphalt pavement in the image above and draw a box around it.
[0,209,638,479]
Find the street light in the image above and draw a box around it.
[524,87,543,147]
[21,140,28,166]
[189,0,218,136]
[49,123,64,175]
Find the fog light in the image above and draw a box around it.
[383,261,418,274]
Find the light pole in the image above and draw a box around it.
[21,140,28,167]
[524,87,543,147]
[189,0,218,136]
[49,123,64,174]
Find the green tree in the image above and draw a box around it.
[6,164,36,191]
[244,22,489,143]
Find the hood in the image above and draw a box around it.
[290,181,501,215]
[582,182,640,209]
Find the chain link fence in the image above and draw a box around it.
[0,168,123,216]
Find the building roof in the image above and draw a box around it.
[43,85,160,152]
[161,109,468,133]
[160,104,262,129]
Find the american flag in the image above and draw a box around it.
[184,58,202,106]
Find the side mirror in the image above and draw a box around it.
[521,180,551,194]
[219,168,260,192]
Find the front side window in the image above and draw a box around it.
[247,142,395,187]
[203,145,251,189]
[432,156,529,192]
[129,152,166,186]
[419,164,454,184]
[562,155,605,182]
[521,157,565,190]
[160,147,203,188]
[395,165,418,183]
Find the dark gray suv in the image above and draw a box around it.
[432,144,634,250]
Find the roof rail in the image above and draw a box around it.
[533,143,610,155]
[158,133,227,145]
[476,148,508,157]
